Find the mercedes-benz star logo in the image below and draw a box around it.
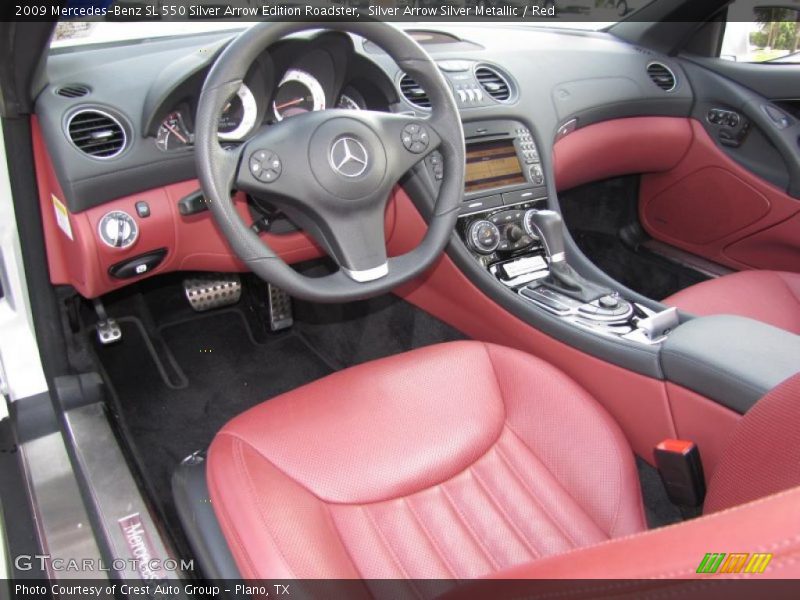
[329,136,369,178]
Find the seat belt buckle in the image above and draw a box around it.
[654,439,706,507]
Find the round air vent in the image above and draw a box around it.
[399,74,430,109]
[475,65,512,102]
[67,109,127,159]
[56,84,90,98]
[646,62,677,92]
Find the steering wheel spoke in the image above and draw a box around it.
[321,201,390,282]
[234,120,316,202]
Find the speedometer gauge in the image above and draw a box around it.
[218,83,258,141]
[272,69,326,121]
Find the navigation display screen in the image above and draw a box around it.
[465,140,525,193]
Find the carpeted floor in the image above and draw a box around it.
[559,176,709,301]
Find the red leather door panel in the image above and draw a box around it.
[640,120,800,272]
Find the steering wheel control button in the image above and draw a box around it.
[329,136,369,178]
[402,123,430,154]
[249,150,282,183]
[98,211,138,249]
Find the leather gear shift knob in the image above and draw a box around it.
[528,210,566,262]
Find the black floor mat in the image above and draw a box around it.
[560,176,709,300]
[293,294,466,369]
[95,309,333,539]
[637,457,683,528]
[571,230,707,301]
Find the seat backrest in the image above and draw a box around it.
[703,372,800,514]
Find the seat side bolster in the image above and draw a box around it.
[207,433,365,581]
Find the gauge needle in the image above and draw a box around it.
[274,97,306,111]
[165,123,188,144]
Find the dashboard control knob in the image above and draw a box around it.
[505,224,525,244]
[98,211,138,249]
[468,220,501,255]
[528,164,545,185]
[522,209,541,238]
[599,295,620,309]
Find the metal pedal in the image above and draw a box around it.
[183,274,242,312]
[93,299,122,345]
[268,284,293,331]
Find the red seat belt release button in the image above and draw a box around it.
[654,439,706,507]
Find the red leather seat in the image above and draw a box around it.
[207,341,646,579]
[663,270,800,335]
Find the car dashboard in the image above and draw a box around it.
[33,24,693,316]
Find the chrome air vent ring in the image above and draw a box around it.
[66,108,129,160]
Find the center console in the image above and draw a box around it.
[444,119,679,346]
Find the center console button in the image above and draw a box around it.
[502,189,538,206]
[460,194,502,215]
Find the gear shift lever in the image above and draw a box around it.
[528,210,567,264]
[528,210,611,303]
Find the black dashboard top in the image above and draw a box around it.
[36,24,692,212]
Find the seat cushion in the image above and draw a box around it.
[207,341,645,580]
[663,270,800,335]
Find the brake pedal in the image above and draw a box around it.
[183,274,242,312]
[268,284,293,331]
[93,299,122,345]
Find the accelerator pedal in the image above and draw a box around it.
[268,284,293,331]
[183,274,242,312]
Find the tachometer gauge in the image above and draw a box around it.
[218,83,258,141]
[337,94,362,111]
[272,69,326,121]
[155,111,192,151]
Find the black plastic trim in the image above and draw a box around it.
[172,458,243,582]
[661,315,800,414]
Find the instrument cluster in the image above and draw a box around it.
[154,69,366,152]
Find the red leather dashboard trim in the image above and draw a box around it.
[31,117,397,298]
[640,119,800,272]
[552,117,693,192]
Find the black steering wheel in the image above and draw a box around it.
[195,22,465,303]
